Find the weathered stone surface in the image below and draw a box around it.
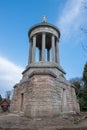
[11,20,80,118]
[11,72,79,118]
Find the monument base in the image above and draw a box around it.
[11,71,79,118]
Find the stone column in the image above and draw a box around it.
[41,32,46,61]
[39,48,41,61]
[52,35,55,62]
[28,39,32,64]
[32,35,36,62]
[47,49,50,61]
[55,39,59,64]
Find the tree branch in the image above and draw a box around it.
[81,28,87,33]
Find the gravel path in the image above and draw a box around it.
[0,112,87,130]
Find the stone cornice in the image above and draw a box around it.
[28,70,57,78]
[28,22,60,38]
[22,62,66,74]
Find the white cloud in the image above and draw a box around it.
[55,0,87,79]
[57,0,86,42]
[0,56,24,97]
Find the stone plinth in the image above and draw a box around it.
[11,71,79,118]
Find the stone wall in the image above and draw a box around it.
[11,73,79,118]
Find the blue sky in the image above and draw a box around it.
[0,0,87,97]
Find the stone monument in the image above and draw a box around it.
[11,17,80,118]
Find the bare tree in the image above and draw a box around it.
[0,94,2,102]
[81,1,87,53]
[5,91,11,101]
[82,1,87,9]
[69,77,83,95]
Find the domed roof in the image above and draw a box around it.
[28,21,60,38]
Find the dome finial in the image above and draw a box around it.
[42,16,46,22]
